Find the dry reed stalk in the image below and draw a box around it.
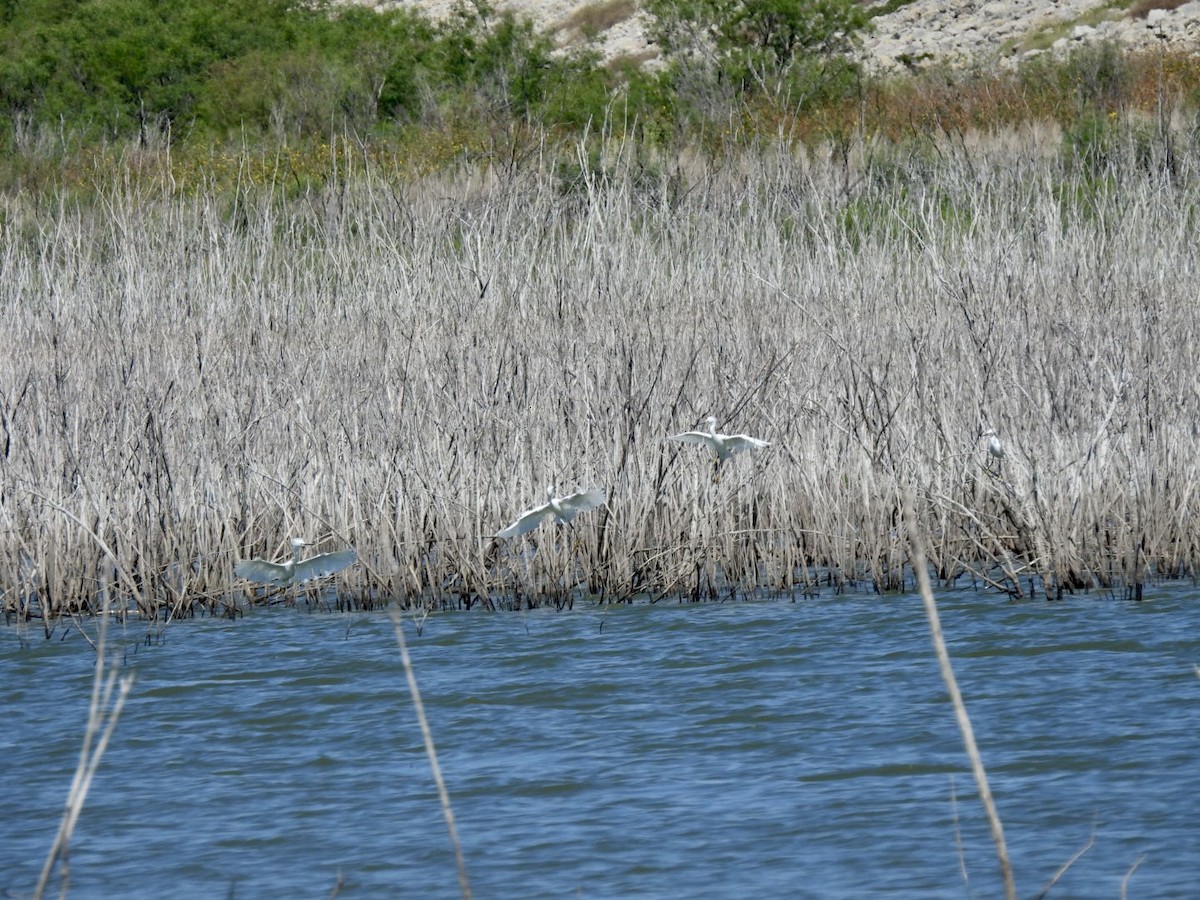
[904,490,1016,900]
[1032,830,1095,900]
[948,776,968,888]
[34,607,134,899]
[1,124,1200,614]
[390,611,472,900]
[1120,854,1146,899]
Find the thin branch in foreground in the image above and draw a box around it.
[1120,854,1145,900]
[949,775,969,888]
[34,610,135,900]
[904,490,1016,900]
[1033,829,1095,899]
[326,869,346,899]
[390,611,472,900]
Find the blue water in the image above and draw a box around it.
[3,587,1199,898]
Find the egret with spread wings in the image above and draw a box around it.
[495,488,606,539]
[669,416,770,461]
[235,537,357,586]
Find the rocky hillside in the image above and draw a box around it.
[377,0,657,64]
[366,0,1200,71]
[862,0,1200,72]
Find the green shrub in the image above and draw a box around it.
[0,0,318,139]
[1019,40,1130,118]
[641,0,868,133]
[0,0,614,145]
[645,0,868,91]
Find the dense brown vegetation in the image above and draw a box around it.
[1,111,1198,621]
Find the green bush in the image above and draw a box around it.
[1019,40,1131,118]
[0,0,319,139]
[641,0,868,131]
[645,0,868,92]
[0,0,615,146]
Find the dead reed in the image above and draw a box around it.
[34,608,134,897]
[1,121,1198,618]
[392,610,472,899]
[905,490,1015,900]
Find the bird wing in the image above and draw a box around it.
[293,549,358,583]
[725,434,770,453]
[234,558,292,585]
[495,502,553,538]
[553,488,606,523]
[669,431,714,447]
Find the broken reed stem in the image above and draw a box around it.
[903,490,1015,900]
[949,776,968,888]
[390,611,472,900]
[1120,854,1145,899]
[34,609,134,900]
[1033,830,1095,900]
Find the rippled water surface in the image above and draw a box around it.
[4,587,1200,898]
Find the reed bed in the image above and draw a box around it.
[2,122,1199,620]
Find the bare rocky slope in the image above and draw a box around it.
[356,0,1200,71]
[861,0,1200,72]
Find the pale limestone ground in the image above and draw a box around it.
[360,0,659,65]
[861,0,1200,73]
[342,1,1200,71]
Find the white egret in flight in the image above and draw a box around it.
[495,488,606,539]
[234,537,357,585]
[669,415,770,461]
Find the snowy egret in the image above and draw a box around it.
[234,537,357,586]
[669,416,770,461]
[495,488,606,539]
[983,429,1005,460]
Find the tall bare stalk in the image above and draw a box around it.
[904,491,1015,900]
[34,608,135,899]
[390,611,472,900]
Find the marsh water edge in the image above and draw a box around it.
[3,588,1199,898]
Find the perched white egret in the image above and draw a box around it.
[669,415,770,461]
[495,488,606,539]
[234,537,357,586]
[983,429,1005,460]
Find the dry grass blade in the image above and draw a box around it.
[34,609,135,900]
[390,611,472,900]
[903,489,1016,900]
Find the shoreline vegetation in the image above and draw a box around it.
[3,114,1199,624]
[2,2,1200,623]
